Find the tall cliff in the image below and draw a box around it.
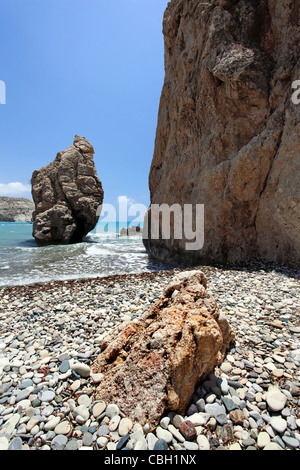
[0,197,34,222]
[144,0,300,268]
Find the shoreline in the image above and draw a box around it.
[1,257,299,293]
[0,262,299,450]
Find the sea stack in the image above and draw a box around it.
[144,0,300,268]
[31,135,104,246]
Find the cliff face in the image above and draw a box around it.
[0,197,34,222]
[144,0,300,268]
[32,135,104,246]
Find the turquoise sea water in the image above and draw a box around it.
[0,222,171,287]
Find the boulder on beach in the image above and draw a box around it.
[92,270,234,427]
[31,135,104,246]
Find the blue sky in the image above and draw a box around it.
[0,0,168,210]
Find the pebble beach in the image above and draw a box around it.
[0,261,299,451]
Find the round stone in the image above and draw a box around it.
[270,417,287,434]
[205,403,226,418]
[39,390,55,403]
[72,363,90,378]
[19,379,33,390]
[97,425,109,437]
[220,362,232,373]
[282,436,299,449]
[263,442,283,450]
[59,360,70,374]
[116,433,130,450]
[197,435,210,450]
[78,394,92,407]
[65,440,79,451]
[229,442,242,450]
[0,436,9,450]
[74,404,89,423]
[266,389,287,412]
[93,401,106,418]
[153,439,169,450]
[8,436,23,450]
[156,426,173,444]
[54,420,72,435]
[118,417,133,436]
[105,404,119,418]
[257,431,271,449]
[82,432,93,446]
[178,420,197,441]
[45,416,61,432]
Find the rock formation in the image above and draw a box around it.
[0,197,34,222]
[144,0,300,268]
[31,135,104,246]
[92,270,234,427]
[119,225,142,237]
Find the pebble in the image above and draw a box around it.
[118,417,133,436]
[266,388,287,412]
[197,434,210,450]
[51,434,68,450]
[72,363,90,378]
[270,417,287,434]
[154,439,169,450]
[0,266,299,451]
[257,431,271,448]
[54,420,72,435]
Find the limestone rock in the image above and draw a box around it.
[31,135,103,246]
[92,270,234,427]
[119,225,142,237]
[0,197,34,222]
[144,0,300,268]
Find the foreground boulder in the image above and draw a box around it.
[92,270,234,427]
[31,135,104,246]
[145,0,300,268]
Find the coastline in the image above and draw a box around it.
[0,262,299,450]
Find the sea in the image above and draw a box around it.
[0,222,172,287]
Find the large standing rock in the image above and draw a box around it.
[144,0,300,268]
[31,135,104,246]
[92,270,234,427]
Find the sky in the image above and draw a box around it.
[0,0,168,214]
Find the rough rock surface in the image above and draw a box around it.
[92,270,234,427]
[0,197,34,222]
[31,135,103,246]
[144,0,300,268]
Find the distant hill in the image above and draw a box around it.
[0,197,34,222]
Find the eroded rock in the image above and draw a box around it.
[92,270,234,426]
[144,0,300,268]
